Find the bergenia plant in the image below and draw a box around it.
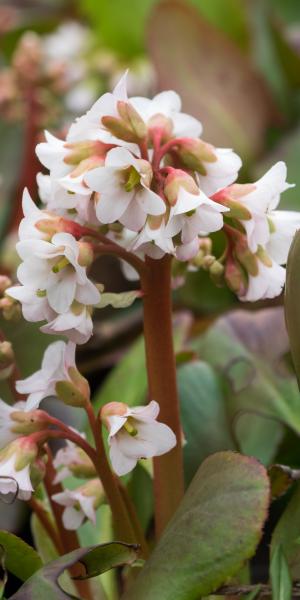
[1,72,300,599]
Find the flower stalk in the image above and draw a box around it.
[141,255,184,536]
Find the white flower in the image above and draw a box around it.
[0,456,33,500]
[197,147,242,197]
[36,132,105,201]
[16,341,76,411]
[37,173,94,224]
[67,72,132,144]
[15,232,100,314]
[6,285,55,323]
[232,162,294,254]
[131,217,175,259]
[166,186,228,244]
[52,479,103,530]
[130,90,202,139]
[241,258,286,302]
[266,210,300,264]
[40,303,94,344]
[85,147,165,231]
[53,438,95,484]
[101,400,177,476]
[0,438,37,500]
[18,188,55,241]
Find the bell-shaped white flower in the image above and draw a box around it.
[0,438,38,501]
[15,232,100,314]
[37,173,95,224]
[101,400,177,476]
[230,162,294,254]
[166,186,228,245]
[18,188,52,241]
[240,257,286,302]
[16,341,76,411]
[52,479,103,529]
[130,90,202,139]
[6,285,55,323]
[266,210,300,265]
[40,302,94,344]
[196,147,242,197]
[85,147,166,231]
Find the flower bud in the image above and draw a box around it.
[224,259,246,295]
[10,409,50,435]
[209,260,225,286]
[0,437,38,472]
[0,276,12,295]
[174,139,217,174]
[164,169,198,206]
[148,114,173,142]
[0,296,21,321]
[0,341,15,380]
[102,100,147,143]
[64,140,109,166]
[202,254,216,269]
[55,379,88,408]
[78,242,94,267]
[220,198,252,220]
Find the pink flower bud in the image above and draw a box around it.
[164,169,198,206]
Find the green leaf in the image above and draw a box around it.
[270,545,292,600]
[123,451,270,600]
[271,482,300,580]
[178,361,235,484]
[0,546,7,600]
[147,0,277,161]
[10,543,139,600]
[191,307,299,465]
[92,313,190,412]
[0,531,42,582]
[285,231,300,386]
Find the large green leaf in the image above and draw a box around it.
[10,543,138,600]
[0,531,42,582]
[124,451,270,600]
[147,0,277,160]
[178,361,235,484]
[191,307,299,465]
[285,230,300,385]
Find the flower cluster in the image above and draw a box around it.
[0,72,298,536]
[9,70,295,311]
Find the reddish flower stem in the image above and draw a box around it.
[93,243,146,277]
[9,87,40,233]
[28,496,64,554]
[141,255,184,537]
[42,449,94,600]
[35,421,139,548]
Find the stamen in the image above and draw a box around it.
[52,257,70,273]
[124,420,138,437]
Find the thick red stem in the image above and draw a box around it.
[141,255,184,537]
